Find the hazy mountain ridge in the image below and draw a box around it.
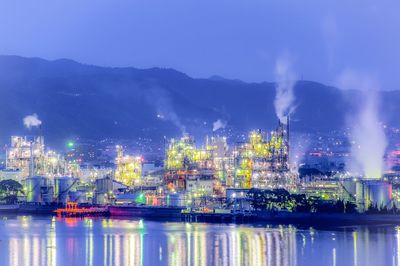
[0,55,398,146]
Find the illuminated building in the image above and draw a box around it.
[114,145,142,187]
[205,136,234,195]
[165,121,294,195]
[6,136,45,177]
[234,121,293,189]
[164,134,213,193]
[6,136,70,178]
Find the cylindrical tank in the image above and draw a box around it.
[167,192,186,207]
[95,177,113,193]
[342,179,357,197]
[94,177,113,205]
[356,180,392,210]
[95,193,107,205]
[41,186,54,204]
[54,176,74,204]
[25,176,48,203]
[356,181,365,207]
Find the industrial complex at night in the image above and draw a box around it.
[2,1,400,265]
[0,116,395,220]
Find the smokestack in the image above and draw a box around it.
[287,115,290,169]
[29,140,34,177]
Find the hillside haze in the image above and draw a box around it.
[0,55,398,146]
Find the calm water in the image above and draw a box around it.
[0,216,399,266]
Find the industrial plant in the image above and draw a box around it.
[0,116,396,220]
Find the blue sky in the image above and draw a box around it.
[0,1,398,89]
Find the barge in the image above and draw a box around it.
[0,203,59,215]
[109,205,185,219]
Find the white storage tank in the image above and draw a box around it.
[54,176,75,204]
[356,181,365,207]
[356,180,392,210]
[25,176,48,203]
[94,176,113,205]
[167,192,186,207]
[342,179,357,197]
[95,176,113,194]
[41,186,54,204]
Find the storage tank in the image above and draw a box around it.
[54,176,75,204]
[356,180,392,210]
[25,176,48,203]
[95,176,113,194]
[41,186,54,204]
[94,176,113,204]
[167,192,186,207]
[342,179,357,197]
[355,181,365,207]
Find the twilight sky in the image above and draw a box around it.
[0,1,399,90]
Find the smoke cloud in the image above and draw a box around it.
[274,57,297,124]
[289,132,311,168]
[146,87,186,134]
[23,113,42,129]
[213,119,227,132]
[338,71,387,179]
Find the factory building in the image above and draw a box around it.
[6,136,45,177]
[233,121,293,189]
[114,145,142,187]
[164,120,294,197]
[4,136,86,205]
[164,134,214,193]
[205,136,234,195]
[6,136,72,178]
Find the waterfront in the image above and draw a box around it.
[0,216,398,265]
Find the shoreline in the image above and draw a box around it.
[2,204,400,225]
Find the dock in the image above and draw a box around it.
[181,210,256,223]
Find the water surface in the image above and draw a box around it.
[0,215,398,265]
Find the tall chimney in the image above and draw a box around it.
[29,140,34,177]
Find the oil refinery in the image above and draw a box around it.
[0,119,395,218]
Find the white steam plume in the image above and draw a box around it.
[146,87,186,134]
[289,132,311,168]
[338,71,387,179]
[213,119,227,132]
[23,113,42,129]
[274,57,297,124]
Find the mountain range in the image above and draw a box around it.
[0,55,398,147]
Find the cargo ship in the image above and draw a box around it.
[0,203,59,215]
[0,204,19,213]
[109,205,185,219]
[18,204,59,215]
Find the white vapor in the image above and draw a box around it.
[338,71,387,179]
[289,132,311,168]
[146,87,186,134]
[213,119,227,132]
[274,57,297,124]
[23,113,42,129]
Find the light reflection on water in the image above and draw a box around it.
[0,216,398,266]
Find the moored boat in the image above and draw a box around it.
[0,204,19,213]
[109,205,184,219]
